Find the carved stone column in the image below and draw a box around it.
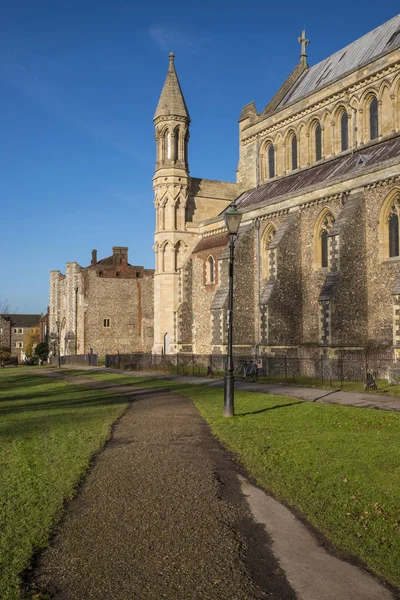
[358,108,364,145]
[391,94,396,134]
[331,120,336,156]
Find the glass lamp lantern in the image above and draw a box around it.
[224,202,242,235]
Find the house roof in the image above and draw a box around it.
[94,255,137,268]
[277,14,400,108]
[1,314,41,327]
[236,134,400,213]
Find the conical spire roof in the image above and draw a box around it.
[154,53,190,121]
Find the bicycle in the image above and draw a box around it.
[235,362,258,382]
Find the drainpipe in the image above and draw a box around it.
[75,287,78,354]
[256,219,261,354]
[255,139,260,187]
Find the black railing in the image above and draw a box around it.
[104,352,400,390]
[49,353,98,367]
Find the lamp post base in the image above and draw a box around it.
[223,372,235,417]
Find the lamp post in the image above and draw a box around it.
[50,317,66,369]
[223,201,242,417]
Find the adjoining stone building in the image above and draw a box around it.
[49,247,154,357]
[153,14,400,358]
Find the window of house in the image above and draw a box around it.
[206,256,215,284]
[315,123,322,161]
[291,134,298,170]
[369,97,379,140]
[103,319,110,328]
[14,342,23,348]
[13,328,17,334]
[268,145,275,179]
[341,111,349,151]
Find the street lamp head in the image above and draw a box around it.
[224,201,242,235]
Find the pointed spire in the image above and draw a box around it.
[298,30,310,66]
[154,53,190,122]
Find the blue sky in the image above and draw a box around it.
[0,1,398,313]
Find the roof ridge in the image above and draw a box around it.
[277,14,400,108]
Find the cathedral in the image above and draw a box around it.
[50,15,400,361]
[152,14,400,359]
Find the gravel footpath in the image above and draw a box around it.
[34,382,295,600]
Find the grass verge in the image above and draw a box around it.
[0,369,129,600]
[72,369,400,588]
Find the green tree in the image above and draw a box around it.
[34,342,49,361]
[0,346,11,366]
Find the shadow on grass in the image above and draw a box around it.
[0,372,63,397]
[237,400,304,417]
[312,389,342,402]
[0,383,178,416]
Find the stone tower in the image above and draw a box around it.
[152,53,192,354]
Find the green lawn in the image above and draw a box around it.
[70,370,400,588]
[2,367,400,594]
[191,388,400,588]
[0,369,129,600]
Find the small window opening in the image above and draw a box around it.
[341,111,349,151]
[369,97,379,140]
[315,124,322,161]
[103,319,110,328]
[207,256,215,284]
[291,134,298,170]
[321,230,329,267]
[389,211,399,258]
[268,145,275,179]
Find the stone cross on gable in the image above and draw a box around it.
[298,30,310,63]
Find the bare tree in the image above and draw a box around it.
[0,297,10,314]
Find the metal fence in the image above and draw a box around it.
[104,352,400,389]
[49,353,98,367]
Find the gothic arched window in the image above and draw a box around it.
[315,123,322,161]
[320,214,335,267]
[389,210,399,258]
[166,131,172,159]
[206,256,216,284]
[268,145,275,179]
[291,134,298,170]
[341,111,349,151]
[262,225,277,280]
[321,230,329,268]
[314,211,335,269]
[369,97,379,140]
[378,192,400,261]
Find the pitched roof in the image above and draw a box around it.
[192,233,229,254]
[236,134,400,213]
[277,14,400,108]
[154,53,190,121]
[1,314,41,327]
